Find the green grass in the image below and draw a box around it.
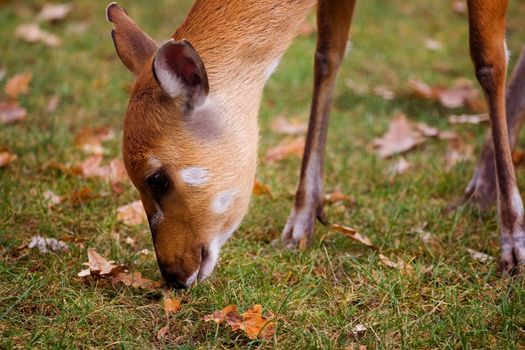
[2,0,525,348]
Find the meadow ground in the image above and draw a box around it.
[2,0,525,348]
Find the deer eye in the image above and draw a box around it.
[146,172,170,196]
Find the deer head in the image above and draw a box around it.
[106,3,257,288]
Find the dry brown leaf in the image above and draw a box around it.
[37,3,73,22]
[72,155,110,178]
[408,78,479,109]
[0,150,17,167]
[373,113,426,158]
[513,149,525,165]
[163,297,181,314]
[388,157,411,176]
[415,122,439,137]
[378,254,413,274]
[350,323,368,335]
[265,137,305,163]
[331,223,374,248]
[270,116,308,135]
[110,271,160,290]
[45,94,60,113]
[448,114,489,124]
[65,187,93,206]
[204,304,275,340]
[324,189,354,205]
[466,248,493,263]
[0,102,27,124]
[77,248,127,277]
[445,139,473,171]
[117,200,147,225]
[4,72,32,99]
[253,180,272,197]
[73,126,114,155]
[15,23,62,47]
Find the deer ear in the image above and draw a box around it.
[106,2,157,75]
[153,39,209,108]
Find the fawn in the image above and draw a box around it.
[106,0,525,288]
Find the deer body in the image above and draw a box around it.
[108,0,525,288]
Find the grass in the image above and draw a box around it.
[2,0,525,348]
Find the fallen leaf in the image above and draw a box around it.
[388,157,411,176]
[72,155,110,178]
[77,248,127,277]
[424,38,442,51]
[0,102,27,124]
[373,113,425,158]
[324,189,354,205]
[415,122,439,137]
[448,114,489,124]
[37,3,73,22]
[163,297,181,314]
[466,248,493,263]
[265,136,305,163]
[15,23,62,47]
[513,149,525,165]
[110,271,160,290]
[117,200,147,225]
[452,0,467,14]
[204,304,275,340]
[28,235,68,253]
[378,253,413,274]
[270,116,308,135]
[253,180,272,197]
[408,78,479,109]
[73,126,114,155]
[0,150,17,167]
[43,190,61,207]
[331,223,374,248]
[65,187,93,206]
[4,72,32,99]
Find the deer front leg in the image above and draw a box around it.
[282,0,356,249]
[467,0,525,274]
[464,48,525,209]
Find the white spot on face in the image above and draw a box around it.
[197,221,241,282]
[211,189,238,214]
[149,203,164,227]
[179,167,209,186]
[148,156,162,169]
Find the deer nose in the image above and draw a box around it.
[158,263,192,289]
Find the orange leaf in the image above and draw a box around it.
[265,137,305,163]
[331,223,374,248]
[378,254,413,274]
[253,180,272,198]
[0,150,17,168]
[163,297,181,314]
[5,73,32,99]
[270,116,307,135]
[110,271,161,290]
[373,113,425,159]
[15,23,62,47]
[73,126,114,155]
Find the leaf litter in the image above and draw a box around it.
[265,136,305,163]
[28,235,68,253]
[204,304,275,340]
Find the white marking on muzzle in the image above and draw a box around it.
[197,221,241,282]
[211,189,238,214]
[179,167,210,186]
[184,269,199,287]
